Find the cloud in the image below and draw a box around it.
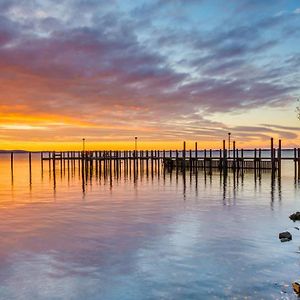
[0,0,299,145]
[294,8,300,14]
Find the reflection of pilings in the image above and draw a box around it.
[271,168,275,206]
[278,175,282,202]
[183,166,186,200]
[222,171,228,204]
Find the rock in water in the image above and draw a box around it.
[293,282,300,295]
[279,231,292,242]
[289,212,300,221]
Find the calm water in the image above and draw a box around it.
[0,153,300,299]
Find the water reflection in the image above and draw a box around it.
[0,154,299,299]
[0,154,292,210]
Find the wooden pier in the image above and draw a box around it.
[37,138,299,175]
[4,138,300,180]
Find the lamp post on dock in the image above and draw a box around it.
[82,138,86,152]
[228,132,231,158]
[134,137,138,158]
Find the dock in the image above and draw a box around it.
[37,138,299,176]
[3,138,300,182]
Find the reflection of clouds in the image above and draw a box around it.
[0,157,299,298]
[1,252,101,300]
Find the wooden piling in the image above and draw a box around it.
[222,140,227,171]
[294,148,297,178]
[183,141,186,169]
[271,137,275,171]
[40,151,43,167]
[278,139,282,176]
[298,148,300,180]
[233,141,236,169]
[241,149,244,171]
[11,152,14,174]
[195,142,198,168]
[29,152,32,172]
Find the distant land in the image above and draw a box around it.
[0,150,29,153]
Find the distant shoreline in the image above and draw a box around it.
[0,149,298,153]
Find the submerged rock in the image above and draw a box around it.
[279,231,292,242]
[289,212,300,222]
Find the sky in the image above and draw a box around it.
[0,0,299,150]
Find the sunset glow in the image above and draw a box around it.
[0,0,299,150]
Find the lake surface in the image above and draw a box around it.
[0,153,300,299]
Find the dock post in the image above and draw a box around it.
[236,147,239,170]
[151,150,154,161]
[60,152,63,171]
[258,148,261,168]
[271,137,275,172]
[294,148,297,179]
[109,150,112,172]
[11,152,14,175]
[29,152,32,185]
[254,148,257,171]
[195,142,198,168]
[29,151,32,173]
[278,139,282,177]
[222,140,227,171]
[233,141,236,170]
[298,148,300,180]
[52,151,56,174]
[241,149,244,171]
[40,151,43,164]
[183,141,186,169]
